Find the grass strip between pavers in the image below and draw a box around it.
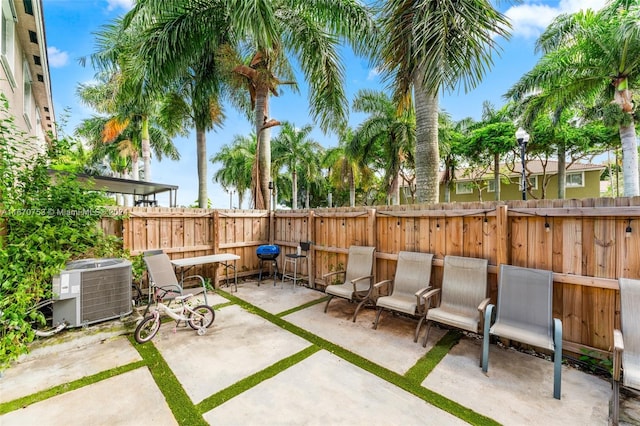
[276,295,329,317]
[217,289,499,426]
[128,334,207,426]
[404,330,462,383]
[197,345,321,414]
[0,360,145,415]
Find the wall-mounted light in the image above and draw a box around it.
[545,216,550,233]
[625,218,632,238]
[436,219,441,231]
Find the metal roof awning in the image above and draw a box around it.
[48,170,179,207]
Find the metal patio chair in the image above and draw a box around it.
[612,277,640,425]
[372,251,434,342]
[421,255,489,347]
[323,245,375,322]
[482,264,562,399]
[143,250,208,306]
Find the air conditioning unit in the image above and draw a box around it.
[52,258,132,328]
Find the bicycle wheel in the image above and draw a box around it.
[134,315,160,343]
[187,305,215,330]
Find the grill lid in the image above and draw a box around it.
[256,245,280,257]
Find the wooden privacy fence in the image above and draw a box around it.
[102,197,640,356]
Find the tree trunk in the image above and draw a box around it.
[557,141,566,199]
[493,153,500,201]
[254,86,271,210]
[620,122,639,197]
[196,127,207,208]
[141,116,151,182]
[413,74,440,204]
[349,170,355,207]
[292,167,298,210]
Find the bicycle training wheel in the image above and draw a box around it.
[134,315,160,343]
[188,305,215,330]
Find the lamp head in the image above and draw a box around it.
[515,127,530,143]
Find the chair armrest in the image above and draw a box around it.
[613,329,624,381]
[350,275,373,292]
[477,298,491,331]
[323,270,345,285]
[414,286,432,315]
[422,288,441,309]
[373,279,393,296]
[184,274,206,287]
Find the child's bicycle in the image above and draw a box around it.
[134,287,215,344]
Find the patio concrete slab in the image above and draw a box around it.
[204,349,467,425]
[0,367,176,426]
[151,303,311,404]
[0,335,140,403]
[229,281,324,314]
[422,337,612,425]
[284,299,446,375]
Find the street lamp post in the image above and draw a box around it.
[268,181,274,211]
[515,127,530,201]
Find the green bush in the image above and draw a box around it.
[0,94,126,371]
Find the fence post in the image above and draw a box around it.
[496,204,508,268]
[308,210,315,288]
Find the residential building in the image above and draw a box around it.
[0,0,55,158]
[438,160,606,202]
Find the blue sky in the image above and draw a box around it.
[42,0,607,208]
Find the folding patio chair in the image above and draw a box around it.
[482,264,562,399]
[612,277,640,425]
[323,245,375,322]
[143,250,208,306]
[421,255,489,347]
[372,251,433,342]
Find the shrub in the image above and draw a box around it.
[0,94,126,371]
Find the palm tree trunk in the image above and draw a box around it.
[557,142,566,199]
[494,153,500,201]
[413,75,440,204]
[196,127,207,208]
[620,122,639,197]
[141,116,151,182]
[254,86,271,210]
[349,170,355,207]
[292,168,298,210]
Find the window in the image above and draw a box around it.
[487,180,497,193]
[566,172,584,187]
[456,181,473,194]
[1,0,16,87]
[23,59,32,127]
[519,175,538,190]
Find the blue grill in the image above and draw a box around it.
[256,245,280,260]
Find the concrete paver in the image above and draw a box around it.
[204,349,467,426]
[0,367,176,426]
[151,303,311,404]
[230,282,322,314]
[0,335,140,403]
[284,299,446,375]
[423,337,611,425]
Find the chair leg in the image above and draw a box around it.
[612,379,620,425]
[324,295,334,313]
[481,304,494,372]
[553,318,563,400]
[373,308,383,329]
[415,316,426,343]
[422,320,432,348]
[352,298,368,322]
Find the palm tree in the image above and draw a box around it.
[211,133,256,209]
[271,122,323,210]
[351,89,415,205]
[323,127,374,207]
[124,0,377,210]
[505,0,640,196]
[377,0,511,203]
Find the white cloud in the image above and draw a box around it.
[506,0,608,39]
[367,67,381,81]
[47,46,69,68]
[106,0,134,12]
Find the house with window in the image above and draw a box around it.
[438,160,607,202]
[0,0,55,158]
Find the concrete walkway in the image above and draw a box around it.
[1,280,638,425]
